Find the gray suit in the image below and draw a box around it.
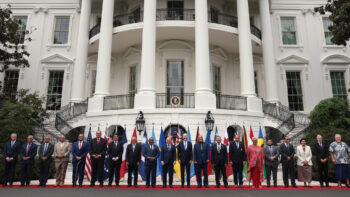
[263,145,280,186]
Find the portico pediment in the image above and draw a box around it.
[41,54,73,64]
[277,54,309,64]
[321,54,350,64]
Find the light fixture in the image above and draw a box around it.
[205,111,215,132]
[136,111,145,135]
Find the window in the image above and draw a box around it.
[254,72,258,96]
[46,71,64,110]
[212,65,221,94]
[167,1,184,20]
[330,71,347,100]
[3,70,19,99]
[210,7,219,23]
[130,7,141,23]
[167,60,184,105]
[13,16,28,43]
[53,16,70,44]
[281,17,297,45]
[286,71,304,111]
[323,18,334,45]
[91,70,96,97]
[129,66,137,94]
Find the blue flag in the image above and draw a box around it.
[152,126,160,177]
[103,127,110,180]
[205,126,213,175]
[158,127,166,181]
[139,128,148,181]
[187,126,195,178]
[213,126,218,145]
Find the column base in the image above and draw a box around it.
[195,92,216,109]
[246,96,263,113]
[134,92,156,109]
[88,96,104,112]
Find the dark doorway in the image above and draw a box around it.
[108,125,125,142]
[164,124,187,143]
[66,126,85,143]
[265,127,283,145]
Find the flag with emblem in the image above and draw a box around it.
[103,126,110,180]
[139,128,148,181]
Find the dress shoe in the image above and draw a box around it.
[20,184,25,187]
[197,185,202,188]
[346,184,350,188]
[134,184,138,188]
[320,184,324,188]
[146,185,150,188]
[267,184,270,188]
[204,185,209,188]
[128,185,132,187]
[187,185,191,188]
[326,183,330,188]
[215,185,220,188]
[107,183,112,187]
[308,186,312,188]
[163,185,166,188]
[169,185,173,188]
[116,184,119,187]
[239,185,244,188]
[224,185,228,188]
[292,184,297,188]
[99,183,104,187]
[26,184,30,187]
[79,184,82,187]
[274,184,278,188]
[89,184,95,187]
[72,184,76,187]
[2,183,7,187]
[285,185,289,188]
[181,185,184,188]
[152,185,156,188]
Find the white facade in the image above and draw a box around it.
[1,0,350,142]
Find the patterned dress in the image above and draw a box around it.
[247,145,265,186]
[329,141,350,180]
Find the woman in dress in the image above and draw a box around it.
[296,138,312,187]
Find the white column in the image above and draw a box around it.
[134,0,157,109]
[260,0,279,102]
[71,0,92,102]
[194,0,216,109]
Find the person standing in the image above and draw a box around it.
[89,130,107,187]
[313,135,329,187]
[296,138,313,187]
[161,137,176,188]
[3,133,21,187]
[247,138,265,188]
[20,135,37,187]
[72,133,89,187]
[143,137,160,188]
[280,136,297,188]
[193,135,210,188]
[54,135,71,187]
[38,136,54,187]
[329,134,350,188]
[108,134,123,187]
[177,133,193,188]
[126,136,141,187]
[211,136,228,188]
[263,139,279,187]
[229,135,246,188]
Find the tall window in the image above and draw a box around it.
[323,18,334,45]
[3,70,19,99]
[281,17,297,45]
[46,71,64,110]
[254,72,259,96]
[330,71,347,100]
[286,71,304,111]
[212,65,221,94]
[167,1,184,20]
[13,16,28,43]
[129,66,137,94]
[167,60,184,104]
[210,7,219,23]
[53,16,70,44]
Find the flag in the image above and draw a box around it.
[139,128,148,181]
[158,127,166,180]
[119,127,129,179]
[204,127,212,175]
[242,126,248,179]
[151,126,160,177]
[195,126,200,143]
[187,126,195,178]
[224,127,233,177]
[258,126,267,178]
[243,126,254,179]
[248,126,254,146]
[174,126,182,179]
[84,126,92,181]
[213,126,218,145]
[103,126,110,180]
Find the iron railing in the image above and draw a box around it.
[56,99,88,122]
[103,94,135,111]
[156,8,195,21]
[216,94,247,111]
[33,119,61,144]
[156,93,195,108]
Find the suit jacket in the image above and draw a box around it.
[108,141,123,164]
[296,145,312,166]
[161,144,176,164]
[89,138,107,159]
[21,143,38,164]
[177,141,193,163]
[193,142,210,164]
[263,145,280,166]
[143,144,160,166]
[279,143,295,164]
[72,141,89,163]
[38,143,54,160]
[126,143,141,165]
[229,141,246,164]
[211,143,227,165]
[313,142,329,163]
[4,141,21,161]
[54,141,71,162]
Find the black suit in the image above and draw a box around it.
[89,138,107,185]
[211,143,228,187]
[161,144,176,187]
[20,143,37,186]
[108,141,123,185]
[177,141,193,187]
[280,143,296,187]
[3,141,21,186]
[125,143,141,186]
[313,142,329,186]
[38,143,54,186]
[229,141,246,185]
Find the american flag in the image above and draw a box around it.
[103,126,110,180]
[84,127,92,181]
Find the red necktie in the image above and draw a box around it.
[26,144,30,155]
[97,138,100,144]
[79,141,82,150]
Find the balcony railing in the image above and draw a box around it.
[103,94,135,111]
[156,8,195,21]
[216,94,247,111]
[156,93,195,108]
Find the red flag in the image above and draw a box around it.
[195,126,200,143]
[132,127,137,140]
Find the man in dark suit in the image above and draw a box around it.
[313,135,329,187]
[177,133,193,188]
[161,136,176,188]
[126,136,141,187]
[212,136,228,188]
[193,135,210,188]
[108,134,123,187]
[143,137,160,188]
[89,130,107,187]
[229,135,246,187]
[72,133,89,187]
[263,139,280,187]
[38,136,54,187]
[3,133,21,187]
[20,135,37,187]
[280,136,296,188]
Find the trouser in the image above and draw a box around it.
[195,163,208,187]
[55,160,69,185]
[252,167,262,187]
[282,161,295,186]
[91,158,105,184]
[265,164,278,186]
[163,163,174,186]
[180,162,191,186]
[21,163,33,185]
[39,158,51,185]
[4,160,17,184]
[146,161,157,186]
[317,161,329,185]
[232,162,244,185]
[72,160,86,185]
[109,161,121,185]
[214,163,228,186]
[127,163,139,186]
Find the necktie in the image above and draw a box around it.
[97,138,100,144]
[115,141,118,148]
[133,145,135,152]
[151,145,153,151]
[236,142,239,149]
[218,144,221,153]
[200,143,203,151]
[269,146,273,155]
[26,144,30,155]
[168,145,170,150]
[319,143,323,149]
[44,143,48,155]
[79,141,82,150]
[184,142,187,150]
[11,141,14,148]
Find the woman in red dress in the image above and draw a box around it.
[247,137,265,188]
